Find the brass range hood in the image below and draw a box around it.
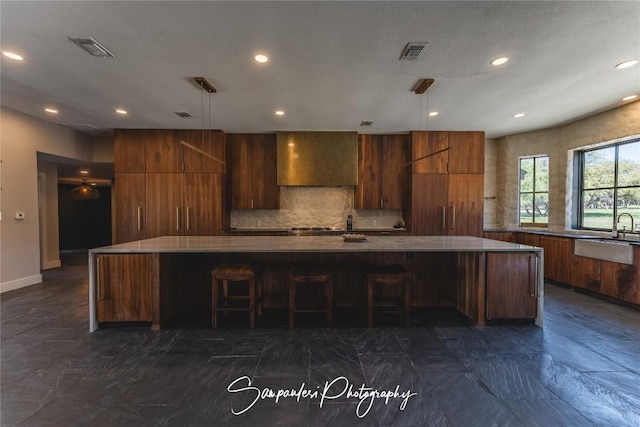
[277,131,358,186]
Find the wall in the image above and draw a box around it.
[495,101,640,232]
[231,187,402,230]
[0,107,95,292]
[36,161,61,269]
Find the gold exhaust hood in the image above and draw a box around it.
[277,131,358,186]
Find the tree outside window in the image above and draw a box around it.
[580,140,640,231]
[519,156,549,226]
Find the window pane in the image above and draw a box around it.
[520,158,533,192]
[582,189,614,229]
[520,193,533,223]
[618,141,640,187]
[584,147,615,189]
[534,157,549,191]
[616,188,640,232]
[534,193,549,223]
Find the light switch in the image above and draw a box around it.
[15,212,25,220]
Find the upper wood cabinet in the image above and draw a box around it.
[114,129,226,173]
[95,254,152,322]
[114,173,146,243]
[228,134,279,210]
[355,134,408,209]
[411,131,484,174]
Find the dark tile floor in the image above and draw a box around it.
[1,252,640,426]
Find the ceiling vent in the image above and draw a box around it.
[400,42,429,61]
[68,37,115,57]
[360,121,373,127]
[175,111,194,119]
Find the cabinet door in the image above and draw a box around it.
[114,130,146,173]
[380,134,408,209]
[539,236,572,283]
[486,253,538,319]
[145,130,183,173]
[448,131,485,174]
[251,134,279,209]
[601,258,638,302]
[229,134,253,209]
[411,131,448,174]
[145,173,183,237]
[411,173,448,235]
[179,129,226,174]
[571,255,601,291]
[183,173,225,235]
[447,174,484,237]
[114,173,146,243]
[95,254,152,322]
[355,134,382,209]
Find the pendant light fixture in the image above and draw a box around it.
[70,179,100,200]
[179,77,225,165]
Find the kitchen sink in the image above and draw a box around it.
[574,239,635,265]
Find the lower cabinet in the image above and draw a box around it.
[95,254,153,322]
[486,252,538,319]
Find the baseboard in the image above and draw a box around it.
[0,274,43,293]
[42,260,62,270]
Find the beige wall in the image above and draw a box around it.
[494,101,640,232]
[0,107,95,292]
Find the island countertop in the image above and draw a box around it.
[89,235,540,254]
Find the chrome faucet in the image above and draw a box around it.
[616,213,635,239]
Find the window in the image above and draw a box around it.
[579,139,640,231]
[519,156,549,226]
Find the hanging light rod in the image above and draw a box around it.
[413,78,435,94]
[194,77,216,93]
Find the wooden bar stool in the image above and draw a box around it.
[367,264,411,327]
[289,266,333,328]
[211,263,261,328]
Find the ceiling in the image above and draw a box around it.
[1,1,639,141]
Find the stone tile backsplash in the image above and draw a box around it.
[230,187,403,229]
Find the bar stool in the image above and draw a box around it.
[211,263,261,328]
[367,264,411,327]
[289,266,333,328]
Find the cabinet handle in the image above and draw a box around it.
[451,206,456,229]
[137,207,142,231]
[186,207,191,231]
[97,256,105,301]
[529,255,537,297]
[251,198,254,209]
[441,206,446,230]
[380,198,384,208]
[176,207,181,231]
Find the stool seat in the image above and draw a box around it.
[289,266,333,328]
[211,263,261,328]
[367,264,411,327]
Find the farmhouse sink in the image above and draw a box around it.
[574,239,635,265]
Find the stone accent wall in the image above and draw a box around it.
[494,101,640,232]
[230,186,402,230]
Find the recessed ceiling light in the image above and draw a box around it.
[80,169,89,175]
[622,94,638,101]
[254,54,269,63]
[90,183,97,186]
[490,56,509,66]
[115,109,128,115]
[275,110,285,116]
[2,51,24,61]
[513,113,525,118]
[44,107,59,114]
[615,59,639,69]
[428,111,439,117]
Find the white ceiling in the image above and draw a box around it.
[1,1,639,139]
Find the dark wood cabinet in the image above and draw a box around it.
[145,173,184,238]
[183,173,227,235]
[448,131,485,174]
[177,129,226,174]
[95,254,152,322]
[483,231,518,242]
[539,236,572,284]
[410,131,484,174]
[114,173,146,243]
[447,174,484,236]
[228,134,279,209]
[571,254,601,292]
[486,252,538,319]
[517,232,541,247]
[355,134,408,209]
[144,130,183,173]
[114,130,146,173]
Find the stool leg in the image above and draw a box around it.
[249,278,255,329]
[212,277,218,328]
[257,274,263,316]
[223,280,229,316]
[326,276,333,328]
[404,279,410,327]
[289,277,295,329]
[367,279,374,328]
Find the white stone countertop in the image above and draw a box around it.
[89,235,542,254]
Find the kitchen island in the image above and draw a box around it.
[88,235,543,331]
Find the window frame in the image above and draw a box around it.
[518,155,550,227]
